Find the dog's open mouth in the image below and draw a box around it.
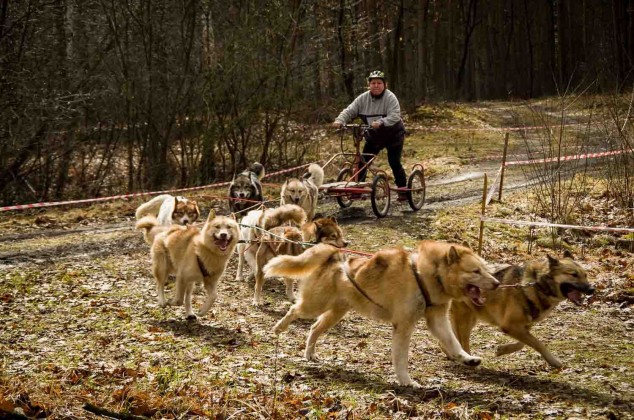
[466,284,486,306]
[215,238,231,251]
[560,283,594,306]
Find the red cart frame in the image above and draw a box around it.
[319,124,426,218]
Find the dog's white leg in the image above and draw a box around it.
[152,253,169,308]
[235,245,245,281]
[284,278,295,302]
[197,276,219,317]
[169,274,186,307]
[500,327,562,368]
[183,283,196,318]
[392,322,421,387]
[496,341,525,356]
[304,308,348,361]
[425,304,481,367]
[253,270,266,306]
[154,271,168,308]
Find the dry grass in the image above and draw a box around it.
[1,99,633,419]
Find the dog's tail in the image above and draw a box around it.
[249,162,266,180]
[135,194,172,220]
[135,215,166,244]
[261,204,307,230]
[306,163,324,188]
[263,243,340,279]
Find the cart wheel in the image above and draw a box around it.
[335,168,353,208]
[371,173,390,218]
[407,168,426,211]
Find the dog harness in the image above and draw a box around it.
[197,255,210,277]
[343,266,385,310]
[408,261,434,307]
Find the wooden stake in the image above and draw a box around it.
[478,173,488,256]
[498,132,509,201]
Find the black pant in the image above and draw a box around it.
[357,141,407,188]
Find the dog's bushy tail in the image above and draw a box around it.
[263,243,340,279]
[249,162,266,179]
[262,204,307,229]
[306,163,324,187]
[135,215,165,244]
[135,194,172,220]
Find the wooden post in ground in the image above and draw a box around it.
[498,132,509,201]
[478,173,488,256]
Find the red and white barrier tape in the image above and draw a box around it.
[0,163,311,212]
[480,216,634,233]
[417,123,587,132]
[504,149,630,166]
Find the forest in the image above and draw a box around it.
[1,0,633,205]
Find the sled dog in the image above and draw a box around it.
[228,162,265,215]
[263,240,500,387]
[450,250,593,368]
[280,163,324,221]
[138,210,239,319]
[135,194,200,227]
[235,204,347,305]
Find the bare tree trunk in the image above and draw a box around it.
[456,0,478,97]
[337,0,354,100]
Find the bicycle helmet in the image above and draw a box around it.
[367,70,385,82]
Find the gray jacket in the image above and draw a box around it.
[335,89,402,127]
[335,89,405,147]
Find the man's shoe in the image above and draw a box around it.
[396,187,409,202]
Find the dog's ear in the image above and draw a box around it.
[546,254,559,267]
[206,209,216,222]
[447,246,460,265]
[301,221,317,243]
[229,212,237,221]
[328,216,337,223]
[562,249,574,259]
[461,241,472,250]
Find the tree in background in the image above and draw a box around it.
[1,0,632,205]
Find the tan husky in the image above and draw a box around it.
[263,240,500,387]
[235,204,348,305]
[450,250,594,368]
[135,194,200,227]
[137,210,239,319]
[280,163,324,221]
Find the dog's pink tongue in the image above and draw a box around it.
[215,238,229,251]
[567,289,583,305]
[467,285,486,306]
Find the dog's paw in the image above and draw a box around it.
[548,358,563,369]
[461,355,482,367]
[158,300,168,308]
[305,353,319,362]
[397,378,422,388]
